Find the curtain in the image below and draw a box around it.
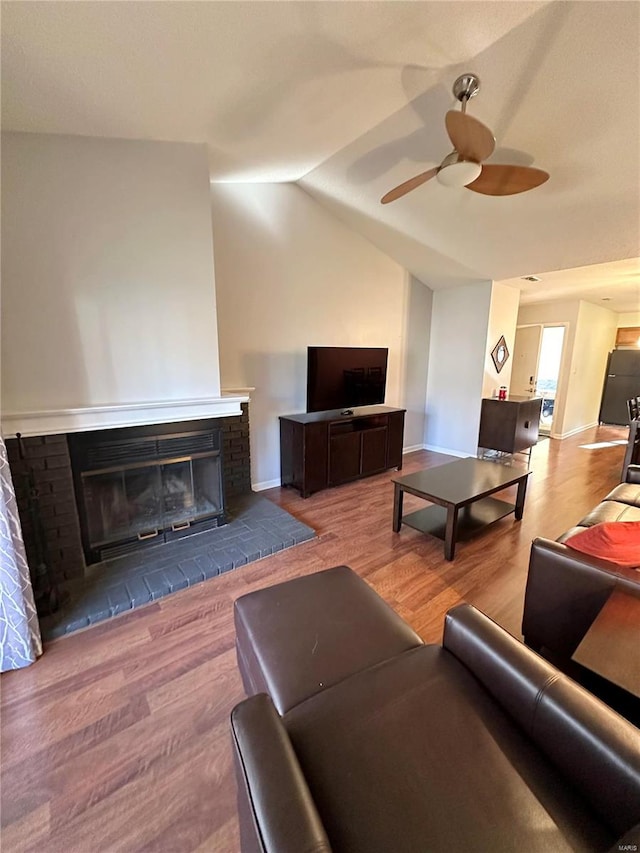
[0,436,42,671]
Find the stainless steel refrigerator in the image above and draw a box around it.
[599,349,640,425]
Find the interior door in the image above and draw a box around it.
[511,325,543,396]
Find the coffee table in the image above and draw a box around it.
[392,457,530,560]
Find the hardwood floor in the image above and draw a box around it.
[0,425,626,852]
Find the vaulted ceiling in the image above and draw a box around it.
[2,1,639,309]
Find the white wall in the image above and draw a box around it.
[568,301,617,431]
[618,312,640,328]
[1,132,221,416]
[482,283,521,398]
[401,277,433,451]
[517,300,616,437]
[424,281,492,456]
[211,182,432,489]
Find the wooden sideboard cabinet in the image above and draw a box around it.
[478,396,543,455]
[279,406,405,497]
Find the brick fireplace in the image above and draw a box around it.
[6,404,251,610]
[1,133,264,632]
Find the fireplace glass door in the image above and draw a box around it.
[82,454,223,552]
[70,423,225,563]
[84,465,163,547]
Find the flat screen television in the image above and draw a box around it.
[306,346,388,413]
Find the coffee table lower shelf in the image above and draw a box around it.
[402,497,516,541]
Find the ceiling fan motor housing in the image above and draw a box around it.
[437,152,482,187]
[452,73,480,104]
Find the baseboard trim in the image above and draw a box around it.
[423,444,472,458]
[552,422,598,440]
[253,478,281,492]
[403,444,425,454]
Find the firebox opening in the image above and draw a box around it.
[69,421,226,564]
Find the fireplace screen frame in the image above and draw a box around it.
[69,420,225,564]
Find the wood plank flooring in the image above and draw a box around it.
[0,426,627,852]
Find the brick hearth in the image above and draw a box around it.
[38,492,316,640]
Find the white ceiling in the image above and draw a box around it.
[500,257,640,314]
[2,1,639,310]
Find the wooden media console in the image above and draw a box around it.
[279,405,405,497]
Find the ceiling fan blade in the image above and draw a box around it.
[445,111,495,162]
[380,167,439,204]
[466,164,549,196]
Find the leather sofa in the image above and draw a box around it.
[522,465,640,659]
[230,566,640,853]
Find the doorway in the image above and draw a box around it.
[512,324,566,435]
[537,327,565,434]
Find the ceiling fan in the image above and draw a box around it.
[381,74,549,204]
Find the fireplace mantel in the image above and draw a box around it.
[1,393,251,438]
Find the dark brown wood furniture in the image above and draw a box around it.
[392,457,530,560]
[478,395,542,455]
[616,327,640,348]
[279,405,405,498]
[627,397,640,422]
[572,587,640,698]
[621,417,640,480]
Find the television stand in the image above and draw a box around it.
[279,405,406,498]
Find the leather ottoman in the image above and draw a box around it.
[233,565,423,714]
[231,579,640,853]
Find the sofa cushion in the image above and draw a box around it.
[604,483,640,507]
[578,500,640,527]
[234,565,423,714]
[284,645,613,853]
[565,521,640,568]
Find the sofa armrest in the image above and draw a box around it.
[231,693,332,853]
[522,538,640,655]
[626,464,640,484]
[609,823,640,853]
[443,603,640,838]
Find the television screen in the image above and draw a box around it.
[306,346,388,413]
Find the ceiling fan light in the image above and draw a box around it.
[437,160,482,187]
